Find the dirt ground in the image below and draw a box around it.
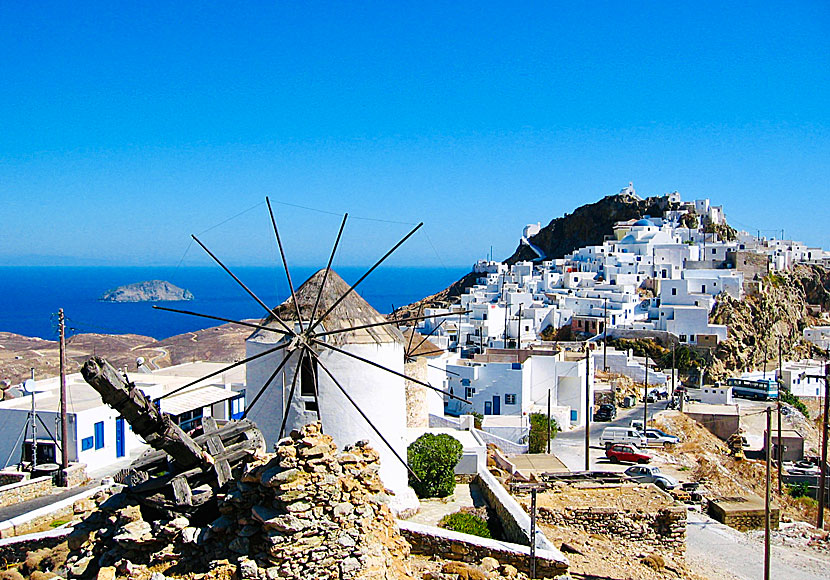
[649,411,829,527]
[537,523,704,580]
[525,483,673,511]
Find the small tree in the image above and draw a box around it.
[528,412,559,454]
[407,433,463,498]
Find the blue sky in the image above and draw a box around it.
[0,2,827,268]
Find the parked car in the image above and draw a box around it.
[594,403,617,422]
[624,465,679,490]
[606,444,651,464]
[643,428,679,446]
[600,427,648,449]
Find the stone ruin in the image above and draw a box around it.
[63,422,416,580]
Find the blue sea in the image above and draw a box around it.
[0,266,467,341]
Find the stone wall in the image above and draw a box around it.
[707,500,780,532]
[0,476,52,508]
[398,521,569,579]
[473,467,560,554]
[535,505,686,555]
[0,528,72,567]
[0,471,26,487]
[65,464,88,488]
[405,358,429,428]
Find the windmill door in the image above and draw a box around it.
[115,418,125,458]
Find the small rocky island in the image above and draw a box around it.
[99,280,194,302]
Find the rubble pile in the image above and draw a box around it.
[63,423,418,580]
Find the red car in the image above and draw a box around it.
[606,444,651,464]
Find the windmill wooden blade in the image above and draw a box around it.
[267,197,305,331]
[308,349,419,481]
[191,234,295,336]
[278,347,306,439]
[152,305,287,335]
[308,213,347,331]
[313,310,470,339]
[157,342,289,401]
[311,338,470,404]
[309,222,423,333]
[242,348,298,419]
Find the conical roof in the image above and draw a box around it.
[249,269,404,345]
[401,329,444,358]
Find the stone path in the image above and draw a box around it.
[404,483,488,526]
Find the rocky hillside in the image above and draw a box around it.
[392,193,677,319]
[708,264,829,380]
[505,193,673,264]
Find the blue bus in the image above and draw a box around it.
[725,378,779,401]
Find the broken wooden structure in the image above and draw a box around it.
[81,357,265,517]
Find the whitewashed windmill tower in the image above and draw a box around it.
[155,199,469,516]
[245,269,416,511]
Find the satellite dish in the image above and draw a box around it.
[23,379,36,393]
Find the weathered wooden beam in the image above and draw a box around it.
[81,357,211,470]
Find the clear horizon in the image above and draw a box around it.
[1,2,827,268]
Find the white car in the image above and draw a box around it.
[643,428,679,446]
[624,465,680,490]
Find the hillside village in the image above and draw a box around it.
[2,185,830,580]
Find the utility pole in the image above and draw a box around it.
[777,336,783,495]
[29,368,37,470]
[764,406,772,580]
[59,309,69,486]
[530,487,537,578]
[603,297,608,372]
[585,347,591,471]
[819,362,830,530]
[517,304,523,351]
[546,389,551,454]
[671,341,676,406]
[643,352,649,429]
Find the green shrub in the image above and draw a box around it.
[438,511,492,538]
[407,433,463,498]
[470,411,483,430]
[780,390,809,418]
[528,412,559,454]
[787,481,810,499]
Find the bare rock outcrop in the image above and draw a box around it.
[63,423,417,580]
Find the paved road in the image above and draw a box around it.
[551,399,670,471]
[686,511,829,580]
[0,483,98,522]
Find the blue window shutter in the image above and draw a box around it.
[94,421,105,450]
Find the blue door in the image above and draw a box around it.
[484,401,492,415]
[115,418,125,458]
[492,396,501,415]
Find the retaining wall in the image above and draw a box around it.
[0,528,72,567]
[0,476,52,508]
[473,467,558,553]
[535,504,687,555]
[398,520,568,579]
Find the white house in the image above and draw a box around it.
[443,349,590,429]
[778,360,827,397]
[803,327,830,352]
[0,362,246,475]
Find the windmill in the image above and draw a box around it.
[154,198,469,513]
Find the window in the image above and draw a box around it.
[230,393,246,420]
[461,378,471,387]
[81,437,94,451]
[300,356,317,397]
[94,421,105,450]
[680,334,687,342]
[505,394,517,405]
[178,408,203,432]
[511,362,522,370]
[465,387,475,399]
[702,284,706,293]
[671,288,677,296]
